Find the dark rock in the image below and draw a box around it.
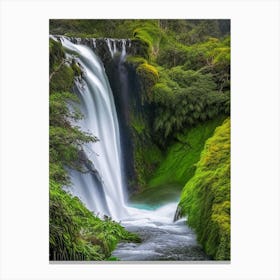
[173,205,183,222]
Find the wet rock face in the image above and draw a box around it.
[91,39,112,63]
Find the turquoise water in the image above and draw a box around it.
[127,203,162,211]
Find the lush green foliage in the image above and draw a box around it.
[159,20,228,45]
[50,19,229,63]
[151,67,229,141]
[131,117,225,204]
[50,19,156,39]
[120,21,230,145]
[51,19,222,40]
[179,118,230,260]
[50,180,140,260]
[117,20,230,222]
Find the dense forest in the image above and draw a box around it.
[49,19,230,261]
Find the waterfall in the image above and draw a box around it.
[120,39,126,60]
[58,36,130,220]
[106,39,114,58]
[50,35,209,261]
[105,38,127,60]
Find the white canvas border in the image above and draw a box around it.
[0,0,279,279]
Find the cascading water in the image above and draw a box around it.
[59,36,128,220]
[52,36,208,260]
[104,38,128,59]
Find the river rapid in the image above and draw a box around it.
[113,203,209,261]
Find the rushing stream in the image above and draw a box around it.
[54,36,209,261]
[113,203,209,261]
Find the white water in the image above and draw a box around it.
[60,37,128,219]
[104,38,127,59]
[113,202,208,260]
[106,39,114,57]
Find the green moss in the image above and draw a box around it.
[137,63,159,80]
[179,118,230,260]
[131,117,225,205]
[136,62,159,99]
[133,22,163,59]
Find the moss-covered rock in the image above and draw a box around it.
[136,62,159,100]
[179,118,230,260]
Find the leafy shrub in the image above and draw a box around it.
[157,44,189,68]
[50,181,140,261]
[151,67,230,141]
[157,36,230,92]
[50,64,75,92]
[49,91,97,184]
